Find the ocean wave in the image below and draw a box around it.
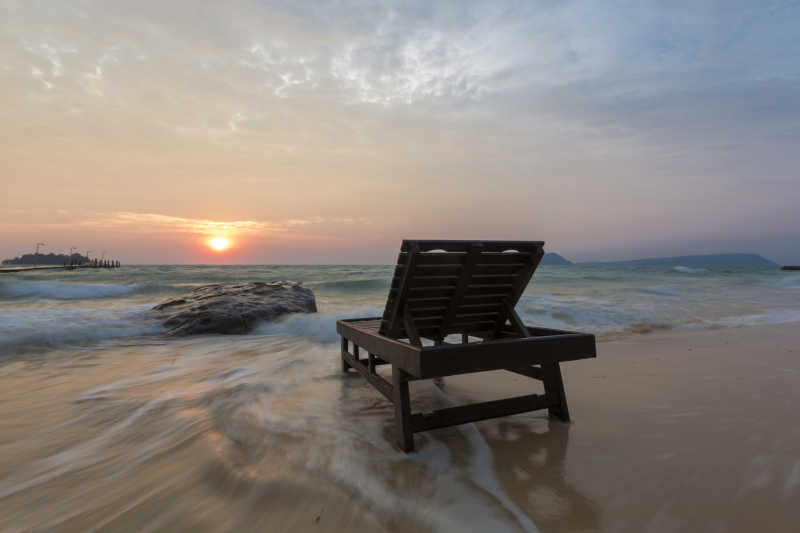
[0,305,164,355]
[0,281,146,300]
[252,307,383,343]
[713,308,800,328]
[638,285,683,296]
[517,295,639,331]
[310,278,390,292]
[774,275,800,289]
[673,266,707,274]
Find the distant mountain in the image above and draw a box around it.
[540,252,573,266]
[589,253,777,267]
[2,253,90,265]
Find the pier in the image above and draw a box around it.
[1,244,122,274]
[0,260,121,274]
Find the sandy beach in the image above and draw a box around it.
[1,322,797,532]
[3,0,798,530]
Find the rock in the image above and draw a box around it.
[151,281,317,336]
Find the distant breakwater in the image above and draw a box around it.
[0,259,121,274]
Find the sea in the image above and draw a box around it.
[0,264,798,531]
[2,264,798,354]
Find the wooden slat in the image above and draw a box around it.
[467,282,514,289]
[449,321,497,331]
[407,306,448,318]
[410,394,552,433]
[505,301,530,337]
[401,253,466,266]
[409,285,458,292]
[405,277,460,288]
[456,302,502,312]
[380,241,544,344]
[392,366,414,451]
[454,311,500,319]
[400,265,518,278]
[398,252,530,266]
[412,316,443,326]
[341,349,393,401]
[418,332,596,378]
[411,274,461,281]
[463,288,513,298]
[473,264,526,275]
[490,245,543,337]
[508,365,544,380]
[471,272,520,280]
[468,276,518,286]
[542,362,570,421]
[400,240,543,253]
[438,243,482,340]
[406,296,452,305]
[403,288,457,299]
[404,307,422,347]
[382,242,419,336]
[337,319,422,376]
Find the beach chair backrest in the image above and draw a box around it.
[379,240,544,342]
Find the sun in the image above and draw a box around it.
[208,237,230,251]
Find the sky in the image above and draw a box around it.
[1,0,799,264]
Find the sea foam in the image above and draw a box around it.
[673,265,707,274]
[252,307,383,343]
[775,275,800,289]
[0,305,164,354]
[0,281,142,300]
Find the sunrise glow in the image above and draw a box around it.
[208,237,230,251]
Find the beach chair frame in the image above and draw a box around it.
[337,240,596,452]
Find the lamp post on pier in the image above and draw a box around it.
[35,242,45,266]
[84,251,93,266]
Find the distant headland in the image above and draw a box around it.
[540,253,573,265]
[541,252,778,267]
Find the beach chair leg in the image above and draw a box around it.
[340,337,350,373]
[543,362,571,422]
[392,365,414,452]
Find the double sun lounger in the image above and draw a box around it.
[337,240,597,452]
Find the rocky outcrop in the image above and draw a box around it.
[151,281,316,336]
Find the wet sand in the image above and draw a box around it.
[455,322,800,532]
[1,323,798,532]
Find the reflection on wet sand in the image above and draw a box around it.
[487,419,601,532]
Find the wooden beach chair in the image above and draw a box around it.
[337,240,596,452]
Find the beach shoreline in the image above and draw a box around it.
[476,321,800,532]
[0,322,798,532]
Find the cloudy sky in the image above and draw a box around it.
[1,0,798,263]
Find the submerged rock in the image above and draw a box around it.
[151,281,317,336]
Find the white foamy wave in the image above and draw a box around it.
[0,281,142,300]
[713,308,800,328]
[252,307,383,343]
[775,275,800,289]
[0,305,164,354]
[673,266,707,274]
[517,295,640,331]
[639,285,683,296]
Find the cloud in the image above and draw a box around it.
[1,1,799,262]
[71,212,370,236]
